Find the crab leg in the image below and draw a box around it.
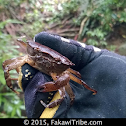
[10,78,18,81]
[2,55,34,94]
[65,83,75,105]
[38,72,70,92]
[67,68,81,79]
[69,73,97,95]
[40,87,66,108]
[38,72,75,107]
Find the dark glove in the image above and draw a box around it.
[20,31,126,118]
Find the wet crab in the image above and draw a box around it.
[2,40,97,108]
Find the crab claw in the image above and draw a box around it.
[17,39,27,54]
[38,82,58,92]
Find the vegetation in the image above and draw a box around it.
[0,0,126,117]
[0,19,25,117]
[51,0,126,48]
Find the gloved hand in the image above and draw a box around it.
[20,31,126,118]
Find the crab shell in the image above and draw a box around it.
[26,40,75,75]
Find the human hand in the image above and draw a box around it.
[20,32,126,118]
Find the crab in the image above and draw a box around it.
[2,39,97,108]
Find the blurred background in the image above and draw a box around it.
[0,0,126,118]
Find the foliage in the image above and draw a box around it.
[51,0,126,48]
[0,92,25,118]
[51,0,81,23]
[78,0,126,47]
[20,3,45,38]
[86,28,107,47]
[0,19,21,84]
[0,0,126,118]
[0,19,25,118]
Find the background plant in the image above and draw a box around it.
[50,0,126,48]
[0,0,126,118]
[75,0,126,47]
[0,20,25,118]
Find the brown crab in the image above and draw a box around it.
[2,40,97,108]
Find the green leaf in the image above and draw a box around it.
[16,109,21,117]
[20,105,25,110]
[11,108,16,117]
[87,39,99,46]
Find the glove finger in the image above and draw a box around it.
[34,32,102,70]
